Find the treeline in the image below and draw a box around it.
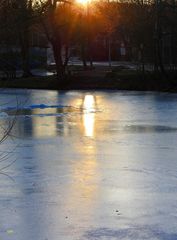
[0,0,177,81]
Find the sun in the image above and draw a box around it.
[76,0,89,5]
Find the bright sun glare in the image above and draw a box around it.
[76,0,89,5]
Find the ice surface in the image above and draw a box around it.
[0,90,177,240]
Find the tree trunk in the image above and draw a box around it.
[20,27,32,78]
[51,38,65,82]
[81,43,87,68]
[157,37,167,77]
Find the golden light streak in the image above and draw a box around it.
[83,95,95,137]
[32,108,58,138]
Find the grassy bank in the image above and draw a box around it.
[0,68,177,92]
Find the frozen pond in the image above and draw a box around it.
[0,89,177,240]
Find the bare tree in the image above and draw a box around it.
[34,0,75,82]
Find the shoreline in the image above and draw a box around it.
[0,72,176,93]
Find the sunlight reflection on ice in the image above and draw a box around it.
[83,95,96,137]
